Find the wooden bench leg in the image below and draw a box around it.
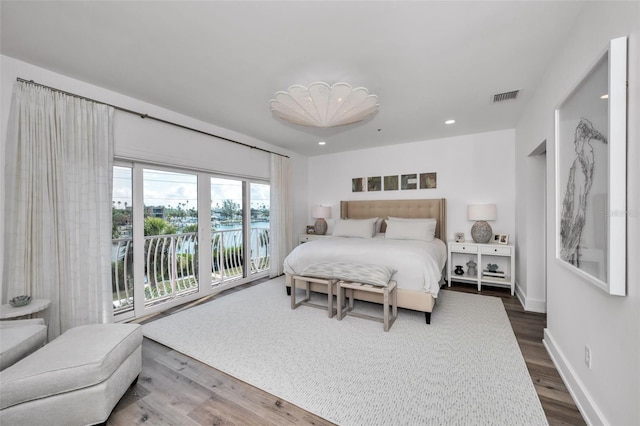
[384,282,398,332]
[337,282,344,320]
[290,276,296,309]
[327,280,334,318]
[383,287,390,332]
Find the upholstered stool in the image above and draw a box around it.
[291,275,338,318]
[0,319,47,371]
[0,323,142,426]
[337,280,398,331]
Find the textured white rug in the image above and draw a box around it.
[143,277,548,426]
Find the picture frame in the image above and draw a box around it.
[306,225,316,234]
[384,175,398,191]
[498,234,509,245]
[400,173,417,190]
[555,36,627,296]
[352,177,365,192]
[419,172,437,189]
[368,176,382,192]
[454,232,465,243]
[494,234,501,243]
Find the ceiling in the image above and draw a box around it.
[0,1,586,157]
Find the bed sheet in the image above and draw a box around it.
[283,236,447,297]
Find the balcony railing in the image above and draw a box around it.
[112,227,270,314]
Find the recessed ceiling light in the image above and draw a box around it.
[318,141,326,145]
[445,119,456,125]
[600,94,609,99]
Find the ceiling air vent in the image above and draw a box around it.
[493,90,520,103]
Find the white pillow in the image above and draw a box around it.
[388,216,437,224]
[385,220,436,241]
[332,218,378,238]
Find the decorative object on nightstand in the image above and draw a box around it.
[306,225,316,234]
[454,232,465,242]
[468,204,497,244]
[454,265,464,275]
[311,206,331,235]
[466,260,477,277]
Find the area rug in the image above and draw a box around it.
[143,276,547,425]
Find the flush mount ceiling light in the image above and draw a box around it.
[270,82,379,127]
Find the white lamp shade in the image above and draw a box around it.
[311,206,332,219]
[468,204,497,221]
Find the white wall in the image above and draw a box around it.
[0,55,309,291]
[307,129,516,245]
[515,2,639,424]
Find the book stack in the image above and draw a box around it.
[483,269,506,279]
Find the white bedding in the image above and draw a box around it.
[283,236,447,297]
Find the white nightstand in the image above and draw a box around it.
[447,241,515,295]
[299,233,332,244]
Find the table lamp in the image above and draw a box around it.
[311,206,331,235]
[468,204,496,243]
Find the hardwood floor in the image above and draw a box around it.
[108,279,585,426]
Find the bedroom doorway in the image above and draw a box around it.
[528,140,547,312]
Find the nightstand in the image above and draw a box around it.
[447,241,515,295]
[298,233,332,244]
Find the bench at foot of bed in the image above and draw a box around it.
[290,275,338,318]
[337,280,398,332]
[284,273,434,325]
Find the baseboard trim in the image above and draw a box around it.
[525,296,546,313]
[543,329,606,425]
[515,283,527,309]
[514,283,547,313]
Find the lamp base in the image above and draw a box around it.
[314,218,328,235]
[471,221,493,244]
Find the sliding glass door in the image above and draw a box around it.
[142,168,199,307]
[211,177,245,284]
[111,163,270,320]
[112,166,134,321]
[250,182,270,274]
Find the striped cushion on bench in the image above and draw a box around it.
[300,262,396,287]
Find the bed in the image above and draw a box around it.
[284,198,447,323]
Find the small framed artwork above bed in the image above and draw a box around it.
[284,198,447,324]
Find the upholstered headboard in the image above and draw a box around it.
[340,198,447,241]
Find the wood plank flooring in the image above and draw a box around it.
[108,279,585,426]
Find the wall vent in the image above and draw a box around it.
[493,90,520,102]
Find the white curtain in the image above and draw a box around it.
[269,154,293,277]
[3,81,115,339]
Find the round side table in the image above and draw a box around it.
[0,299,51,320]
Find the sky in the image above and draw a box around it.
[112,166,270,211]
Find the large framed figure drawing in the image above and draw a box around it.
[555,36,627,296]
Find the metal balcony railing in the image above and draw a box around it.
[111,227,270,314]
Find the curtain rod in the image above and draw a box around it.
[16,78,289,159]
